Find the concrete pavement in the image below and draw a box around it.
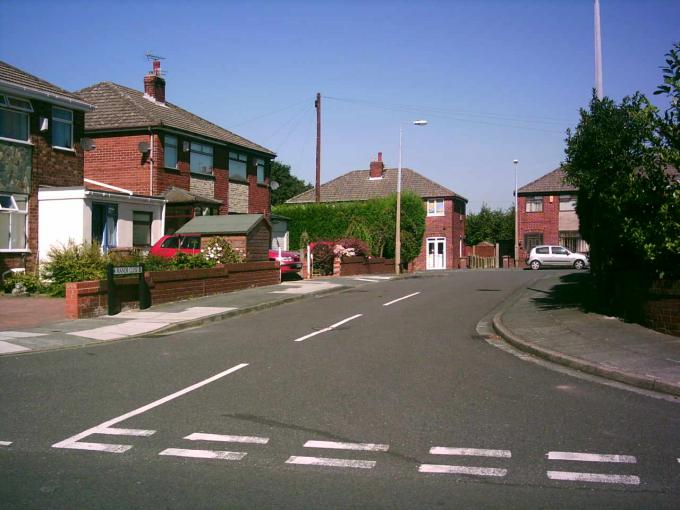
[493,271,680,397]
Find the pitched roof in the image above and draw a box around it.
[162,186,222,205]
[176,214,267,235]
[286,168,466,204]
[518,167,576,194]
[0,60,93,111]
[76,81,275,156]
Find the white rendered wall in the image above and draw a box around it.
[38,195,86,263]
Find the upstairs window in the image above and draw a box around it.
[52,107,73,149]
[0,193,28,251]
[190,142,213,175]
[427,199,445,216]
[0,94,32,142]
[229,151,247,180]
[559,195,576,211]
[525,196,543,213]
[256,158,265,184]
[164,134,178,169]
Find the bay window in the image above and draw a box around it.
[0,194,28,251]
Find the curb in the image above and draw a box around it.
[492,300,680,398]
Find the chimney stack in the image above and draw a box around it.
[144,59,166,103]
[369,152,384,179]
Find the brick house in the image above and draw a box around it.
[76,60,276,235]
[286,153,467,271]
[0,61,94,277]
[517,167,588,263]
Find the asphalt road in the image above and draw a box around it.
[1,271,679,509]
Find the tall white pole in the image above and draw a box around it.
[395,125,403,274]
[513,159,519,266]
[594,0,603,99]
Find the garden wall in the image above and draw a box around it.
[66,261,279,319]
[338,256,395,276]
[643,280,680,337]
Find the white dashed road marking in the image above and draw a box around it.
[0,340,32,354]
[547,471,640,485]
[52,363,248,453]
[286,456,376,469]
[547,451,636,463]
[99,427,156,437]
[430,447,511,458]
[383,292,421,307]
[0,441,12,446]
[419,465,508,477]
[159,448,247,461]
[185,433,269,444]
[293,314,363,342]
[303,440,389,452]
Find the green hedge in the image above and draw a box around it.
[273,192,426,264]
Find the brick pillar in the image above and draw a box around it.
[333,256,341,277]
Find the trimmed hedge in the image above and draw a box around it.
[273,192,426,264]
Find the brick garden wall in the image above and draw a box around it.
[643,280,680,337]
[65,261,280,319]
[339,256,395,276]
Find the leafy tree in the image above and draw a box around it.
[465,204,514,246]
[270,161,313,206]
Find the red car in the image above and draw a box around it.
[269,248,302,273]
[149,234,201,258]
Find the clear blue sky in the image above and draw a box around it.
[2,0,678,212]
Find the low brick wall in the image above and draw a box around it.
[65,261,280,319]
[643,280,680,337]
[339,256,395,276]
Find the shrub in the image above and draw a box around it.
[169,252,216,270]
[42,241,108,296]
[2,272,44,294]
[333,238,370,257]
[311,242,334,275]
[202,237,245,264]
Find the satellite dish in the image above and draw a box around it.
[270,180,280,190]
[81,138,96,151]
[138,141,150,153]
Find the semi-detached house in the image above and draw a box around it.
[0,61,93,277]
[286,153,467,271]
[76,60,276,238]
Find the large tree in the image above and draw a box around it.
[465,204,514,246]
[270,161,312,206]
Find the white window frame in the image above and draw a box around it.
[0,193,29,252]
[427,199,445,217]
[52,107,73,149]
[0,94,32,143]
[559,195,576,211]
[256,158,265,184]
[229,151,248,181]
[525,196,544,213]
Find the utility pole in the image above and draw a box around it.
[315,93,321,203]
[594,0,603,99]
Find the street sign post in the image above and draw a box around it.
[107,264,150,316]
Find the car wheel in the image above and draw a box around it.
[530,260,541,270]
[573,260,585,270]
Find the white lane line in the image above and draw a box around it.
[353,278,379,283]
[547,451,636,463]
[419,464,508,477]
[185,433,269,444]
[159,448,246,461]
[383,292,421,307]
[430,447,511,458]
[293,314,363,342]
[0,441,12,446]
[285,456,376,469]
[303,440,389,452]
[97,427,156,437]
[0,340,31,354]
[52,363,248,453]
[547,471,640,485]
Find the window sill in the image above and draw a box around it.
[164,166,181,173]
[256,182,268,188]
[190,172,215,180]
[229,177,248,184]
[53,146,76,153]
[427,213,445,217]
[0,137,33,146]
[0,249,31,253]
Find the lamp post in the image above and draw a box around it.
[395,120,428,274]
[513,159,519,267]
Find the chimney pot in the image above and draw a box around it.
[144,62,166,103]
[369,152,385,179]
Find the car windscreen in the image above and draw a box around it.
[161,237,180,248]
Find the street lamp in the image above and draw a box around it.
[395,120,428,274]
[513,159,519,267]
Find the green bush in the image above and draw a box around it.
[311,243,334,275]
[169,252,216,270]
[42,241,108,296]
[2,272,44,294]
[202,237,245,264]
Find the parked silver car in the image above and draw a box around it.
[526,245,589,270]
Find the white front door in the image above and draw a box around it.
[426,237,446,270]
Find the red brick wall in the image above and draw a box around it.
[413,197,466,271]
[644,280,680,337]
[65,261,280,319]
[0,98,85,274]
[517,194,559,262]
[339,256,394,276]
